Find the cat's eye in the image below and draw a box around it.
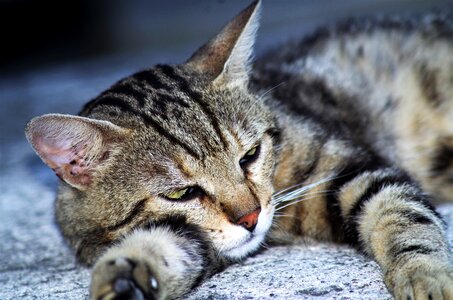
[163,186,200,201]
[239,145,260,168]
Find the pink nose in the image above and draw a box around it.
[236,208,261,232]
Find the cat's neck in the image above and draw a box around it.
[272,112,327,192]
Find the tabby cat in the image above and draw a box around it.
[25,1,453,299]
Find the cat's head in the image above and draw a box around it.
[26,1,279,265]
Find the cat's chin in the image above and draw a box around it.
[221,233,266,260]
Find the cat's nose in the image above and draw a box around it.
[235,207,261,232]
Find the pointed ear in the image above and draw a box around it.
[186,0,261,85]
[25,114,130,190]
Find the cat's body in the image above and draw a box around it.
[25,2,453,300]
[256,16,453,243]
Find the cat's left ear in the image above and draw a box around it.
[25,114,131,190]
[186,0,261,86]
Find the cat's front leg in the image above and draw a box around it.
[91,253,158,300]
[90,219,221,300]
[340,168,453,299]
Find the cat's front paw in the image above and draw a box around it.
[386,257,453,300]
[90,257,160,300]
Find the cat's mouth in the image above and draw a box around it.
[220,206,274,260]
[223,233,265,259]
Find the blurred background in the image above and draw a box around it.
[2,0,453,73]
[0,0,452,160]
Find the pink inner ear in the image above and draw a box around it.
[34,135,93,186]
[37,138,74,166]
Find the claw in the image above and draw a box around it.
[150,277,159,291]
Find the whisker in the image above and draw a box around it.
[275,194,324,211]
[272,162,374,205]
[274,189,335,204]
[259,241,271,250]
[273,212,293,217]
[259,81,286,99]
[272,175,334,198]
[272,176,335,205]
[274,214,296,218]
[270,221,285,232]
[274,215,295,219]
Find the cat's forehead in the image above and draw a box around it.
[85,64,270,155]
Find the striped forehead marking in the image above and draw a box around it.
[82,65,230,160]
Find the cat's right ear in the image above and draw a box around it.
[25,114,130,191]
[186,1,261,86]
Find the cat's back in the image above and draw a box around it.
[252,14,453,202]
[254,14,453,88]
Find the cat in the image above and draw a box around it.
[25,1,453,299]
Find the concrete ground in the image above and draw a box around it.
[1,1,453,299]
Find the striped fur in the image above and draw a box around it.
[25,2,453,300]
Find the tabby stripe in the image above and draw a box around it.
[406,194,444,224]
[111,83,147,107]
[348,172,412,222]
[418,63,442,107]
[325,157,384,242]
[134,70,168,90]
[304,152,321,179]
[107,198,147,231]
[299,142,323,182]
[266,126,283,151]
[89,97,138,114]
[392,245,435,258]
[399,209,435,225]
[133,73,191,109]
[307,79,339,108]
[430,144,453,174]
[89,96,201,159]
[290,150,323,235]
[156,91,190,108]
[140,111,201,159]
[157,65,228,148]
[344,173,417,244]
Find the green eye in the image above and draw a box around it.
[239,145,260,168]
[163,186,202,201]
[246,147,257,156]
[165,188,189,200]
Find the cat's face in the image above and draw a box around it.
[61,68,278,263]
[26,1,269,264]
